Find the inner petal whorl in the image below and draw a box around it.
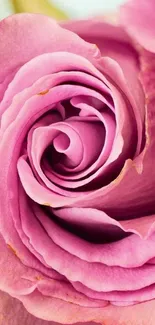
[53,133,70,153]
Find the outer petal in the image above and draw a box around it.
[17,291,155,325]
[0,290,55,325]
[0,290,98,325]
[0,13,99,83]
[0,237,154,325]
[60,19,130,44]
[60,19,136,81]
[120,0,155,53]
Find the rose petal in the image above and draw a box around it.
[47,208,155,268]
[72,281,155,304]
[61,19,136,82]
[18,201,155,294]
[61,19,145,143]
[61,19,131,44]
[0,69,18,102]
[54,207,155,240]
[16,290,155,324]
[71,51,155,217]
[0,230,105,308]
[120,0,155,53]
[0,14,99,83]
[0,290,57,325]
[0,51,109,127]
[31,119,104,177]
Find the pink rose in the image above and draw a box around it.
[0,0,155,324]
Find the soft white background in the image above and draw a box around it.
[0,0,125,20]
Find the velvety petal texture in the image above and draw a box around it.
[3,288,155,325]
[0,290,101,325]
[0,3,155,324]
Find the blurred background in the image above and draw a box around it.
[1,0,125,21]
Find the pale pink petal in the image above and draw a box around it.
[17,290,155,325]
[120,0,155,53]
[0,290,57,325]
[61,19,130,44]
[0,14,99,83]
[0,290,99,325]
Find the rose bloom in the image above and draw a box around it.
[0,0,155,324]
